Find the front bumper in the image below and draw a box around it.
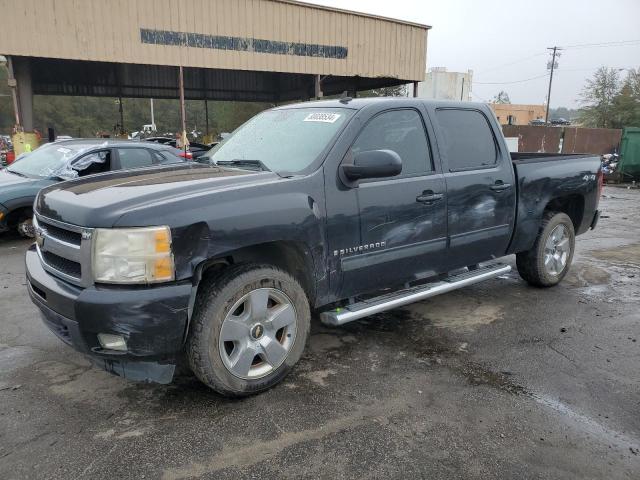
[25,246,193,383]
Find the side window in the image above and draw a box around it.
[435,109,498,171]
[350,109,431,177]
[117,148,154,169]
[74,150,111,177]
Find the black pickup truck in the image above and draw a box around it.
[26,98,602,396]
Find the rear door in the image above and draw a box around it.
[430,106,516,269]
[334,107,448,298]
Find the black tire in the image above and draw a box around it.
[17,216,35,238]
[186,263,310,397]
[516,211,575,287]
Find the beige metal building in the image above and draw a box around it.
[491,103,546,126]
[0,0,429,131]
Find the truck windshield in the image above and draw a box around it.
[6,143,79,178]
[205,108,352,175]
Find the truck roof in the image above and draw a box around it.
[49,138,173,150]
[273,97,489,111]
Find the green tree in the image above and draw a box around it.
[549,106,580,122]
[492,90,511,104]
[612,68,640,128]
[360,84,408,97]
[578,67,621,128]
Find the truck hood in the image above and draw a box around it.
[0,169,56,205]
[35,163,281,227]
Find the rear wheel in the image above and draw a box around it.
[187,264,310,397]
[516,211,575,287]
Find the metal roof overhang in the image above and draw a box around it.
[25,57,409,102]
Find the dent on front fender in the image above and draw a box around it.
[171,222,211,280]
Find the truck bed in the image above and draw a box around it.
[507,152,602,255]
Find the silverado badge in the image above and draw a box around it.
[334,241,386,257]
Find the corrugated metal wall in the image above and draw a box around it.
[0,0,428,81]
[502,125,622,155]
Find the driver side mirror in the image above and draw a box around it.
[341,149,402,182]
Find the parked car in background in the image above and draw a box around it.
[144,137,217,162]
[0,139,185,237]
[26,98,602,396]
[530,118,548,126]
[551,118,571,126]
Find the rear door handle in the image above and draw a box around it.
[416,191,444,203]
[490,183,512,192]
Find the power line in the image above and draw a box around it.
[563,39,640,49]
[475,52,547,75]
[470,90,489,103]
[474,73,550,85]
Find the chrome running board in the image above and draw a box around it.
[320,263,511,326]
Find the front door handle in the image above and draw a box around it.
[490,182,512,192]
[416,191,444,203]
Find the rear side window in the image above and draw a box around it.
[435,109,497,171]
[351,109,431,177]
[153,150,181,164]
[117,148,154,169]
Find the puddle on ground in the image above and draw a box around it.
[588,243,640,267]
[36,360,128,406]
[564,263,611,287]
[309,333,342,353]
[403,293,504,332]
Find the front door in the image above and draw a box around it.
[336,108,448,298]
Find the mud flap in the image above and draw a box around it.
[90,357,176,384]
[590,210,600,230]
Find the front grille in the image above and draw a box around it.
[41,251,82,278]
[40,221,81,246]
[35,213,91,286]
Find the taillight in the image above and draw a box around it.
[179,151,193,160]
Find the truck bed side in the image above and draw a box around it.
[507,153,601,254]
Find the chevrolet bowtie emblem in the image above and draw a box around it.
[35,227,45,247]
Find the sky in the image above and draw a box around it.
[306,0,640,108]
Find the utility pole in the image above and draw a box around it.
[178,66,188,155]
[118,96,124,136]
[150,98,155,130]
[545,46,562,123]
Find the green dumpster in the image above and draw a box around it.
[620,127,640,179]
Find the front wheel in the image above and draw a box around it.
[17,216,35,238]
[516,211,575,287]
[187,264,310,397]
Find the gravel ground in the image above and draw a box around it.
[0,186,638,479]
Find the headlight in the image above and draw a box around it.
[92,226,175,284]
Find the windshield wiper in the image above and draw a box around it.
[6,169,28,178]
[215,159,271,172]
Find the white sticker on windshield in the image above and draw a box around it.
[303,112,341,123]
[57,147,72,154]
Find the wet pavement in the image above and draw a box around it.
[0,186,639,479]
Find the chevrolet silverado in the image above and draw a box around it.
[25,98,602,396]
